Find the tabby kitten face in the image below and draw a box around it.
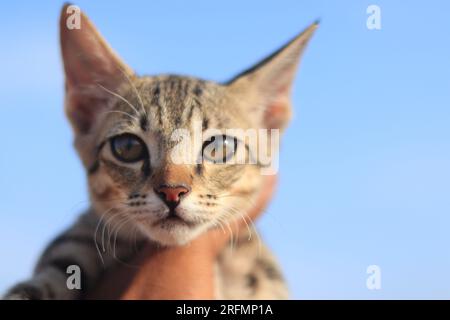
[60,8,316,245]
[87,77,266,245]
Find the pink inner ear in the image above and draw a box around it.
[67,93,108,134]
[67,97,93,134]
[263,83,290,129]
[264,100,289,129]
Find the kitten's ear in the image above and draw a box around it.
[60,4,133,134]
[227,22,318,130]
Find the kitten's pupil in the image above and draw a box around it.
[111,134,146,163]
[202,135,237,164]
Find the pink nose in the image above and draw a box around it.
[155,185,190,204]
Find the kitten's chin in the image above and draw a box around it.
[138,223,208,246]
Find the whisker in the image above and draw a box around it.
[219,199,264,256]
[102,110,140,122]
[219,214,235,254]
[117,67,148,118]
[112,215,131,259]
[97,83,142,118]
[104,212,143,268]
[102,211,120,253]
[94,207,117,265]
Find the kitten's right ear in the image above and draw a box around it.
[60,4,133,134]
[227,22,318,130]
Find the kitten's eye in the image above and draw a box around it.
[110,134,147,163]
[202,135,237,164]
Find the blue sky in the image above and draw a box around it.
[0,0,449,299]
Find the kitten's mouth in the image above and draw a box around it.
[152,210,197,228]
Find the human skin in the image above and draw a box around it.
[89,175,277,299]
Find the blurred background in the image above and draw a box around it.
[0,0,449,299]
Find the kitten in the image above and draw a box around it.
[4,4,317,299]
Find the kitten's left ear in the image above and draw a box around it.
[60,4,134,135]
[227,22,318,130]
